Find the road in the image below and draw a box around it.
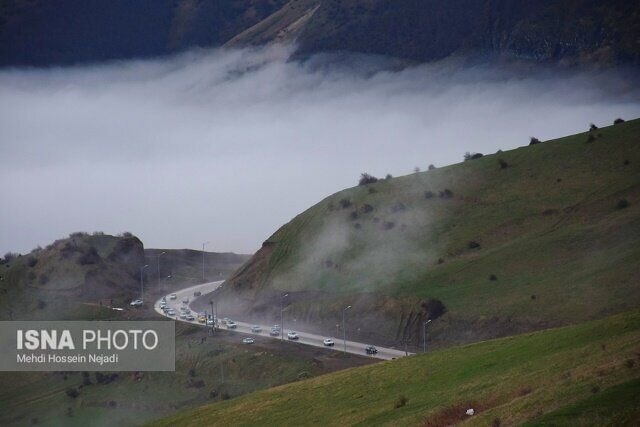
[154,281,411,360]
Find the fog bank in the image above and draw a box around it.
[1,45,639,255]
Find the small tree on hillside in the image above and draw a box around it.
[358,173,379,186]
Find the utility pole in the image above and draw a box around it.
[202,242,209,283]
[281,293,288,341]
[140,265,149,301]
[423,319,432,353]
[342,305,352,353]
[157,251,166,287]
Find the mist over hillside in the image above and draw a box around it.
[1,45,639,256]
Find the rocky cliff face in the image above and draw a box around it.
[1,0,638,67]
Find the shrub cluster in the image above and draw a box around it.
[464,152,484,161]
[78,247,100,265]
[439,189,454,199]
[358,173,379,186]
[339,198,352,209]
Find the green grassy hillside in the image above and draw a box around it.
[223,119,640,349]
[152,309,640,426]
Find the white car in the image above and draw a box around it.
[323,338,334,347]
[206,318,215,326]
[242,337,255,344]
[185,314,195,321]
[159,302,167,309]
[226,321,237,329]
[251,325,262,333]
[179,313,187,320]
[169,294,177,300]
[287,332,299,340]
[129,299,143,307]
[166,308,176,316]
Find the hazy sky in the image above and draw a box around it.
[1,45,639,256]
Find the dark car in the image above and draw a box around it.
[193,291,202,297]
[365,345,378,355]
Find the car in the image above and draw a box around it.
[242,337,255,344]
[129,299,143,307]
[197,315,206,323]
[206,318,215,326]
[193,291,202,297]
[159,302,167,309]
[222,317,230,325]
[269,328,280,336]
[166,308,176,316]
[323,338,334,347]
[179,313,187,320]
[287,332,299,340]
[251,325,262,333]
[169,294,177,300]
[182,298,189,304]
[365,345,378,355]
[185,314,195,321]
[226,321,237,329]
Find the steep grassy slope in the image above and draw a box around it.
[152,309,640,426]
[222,119,640,349]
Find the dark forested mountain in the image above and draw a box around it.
[1,0,639,67]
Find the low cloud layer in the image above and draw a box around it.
[1,45,639,255]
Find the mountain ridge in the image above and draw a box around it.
[1,0,638,67]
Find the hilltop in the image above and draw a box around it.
[152,309,640,426]
[0,233,249,320]
[0,232,145,320]
[220,118,640,350]
[1,0,639,67]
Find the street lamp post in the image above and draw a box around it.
[140,265,149,301]
[423,319,432,353]
[210,300,215,332]
[281,293,288,341]
[342,305,352,353]
[202,242,209,283]
[157,251,166,287]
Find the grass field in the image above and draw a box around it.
[224,118,640,348]
[0,321,371,427]
[152,309,640,426]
